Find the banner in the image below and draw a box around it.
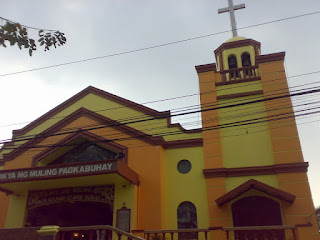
[27,185,114,209]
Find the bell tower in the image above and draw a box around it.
[195,1,320,239]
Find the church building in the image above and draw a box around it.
[0,2,319,240]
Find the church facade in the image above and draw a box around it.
[0,36,319,240]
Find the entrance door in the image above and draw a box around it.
[231,196,284,240]
[26,201,113,240]
[26,201,113,227]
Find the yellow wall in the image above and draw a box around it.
[164,147,209,229]
[5,191,28,228]
[218,95,275,168]
[226,175,278,192]
[113,183,135,230]
[0,93,202,161]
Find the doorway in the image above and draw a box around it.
[231,196,284,240]
[26,201,113,227]
[26,201,113,239]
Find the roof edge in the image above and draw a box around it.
[11,86,169,138]
[215,179,296,206]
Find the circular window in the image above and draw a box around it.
[177,160,192,174]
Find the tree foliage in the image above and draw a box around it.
[0,21,66,56]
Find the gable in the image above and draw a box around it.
[0,86,202,162]
[33,130,128,167]
[2,108,162,164]
[215,179,296,206]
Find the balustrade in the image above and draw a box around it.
[223,225,297,240]
[0,224,303,240]
[144,229,209,240]
[220,65,260,82]
[56,225,144,240]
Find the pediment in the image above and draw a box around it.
[215,179,296,206]
[3,108,162,163]
[12,86,170,138]
[32,131,128,167]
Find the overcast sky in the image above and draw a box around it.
[0,0,320,207]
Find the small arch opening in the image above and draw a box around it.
[228,55,238,79]
[241,52,251,67]
[228,55,238,69]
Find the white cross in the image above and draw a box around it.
[218,0,245,37]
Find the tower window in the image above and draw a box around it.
[228,55,238,69]
[241,52,251,67]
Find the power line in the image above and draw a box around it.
[0,10,319,78]
[3,80,320,145]
[1,69,320,130]
[1,87,320,149]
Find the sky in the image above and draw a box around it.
[0,0,320,207]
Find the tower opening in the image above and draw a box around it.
[241,52,251,67]
[228,55,238,69]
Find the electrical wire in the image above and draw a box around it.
[0,10,319,78]
[1,87,320,151]
[1,69,320,131]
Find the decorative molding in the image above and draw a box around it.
[203,162,309,178]
[2,108,203,163]
[3,108,165,162]
[215,77,260,86]
[215,179,296,206]
[214,39,261,56]
[32,130,129,167]
[256,52,285,64]
[11,86,170,138]
[163,138,203,149]
[217,90,263,100]
[195,63,217,73]
[166,118,201,134]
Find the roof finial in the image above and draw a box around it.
[218,0,245,37]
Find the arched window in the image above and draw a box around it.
[177,201,197,230]
[228,55,238,69]
[241,52,251,67]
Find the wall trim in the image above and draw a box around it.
[203,162,309,178]
[256,52,285,64]
[195,63,217,73]
[217,90,263,100]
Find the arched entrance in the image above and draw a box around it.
[231,196,284,240]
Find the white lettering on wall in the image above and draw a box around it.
[0,162,115,182]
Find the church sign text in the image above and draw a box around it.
[0,161,117,183]
[27,185,115,209]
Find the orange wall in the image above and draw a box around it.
[1,115,166,230]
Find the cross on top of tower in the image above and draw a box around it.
[218,0,245,37]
